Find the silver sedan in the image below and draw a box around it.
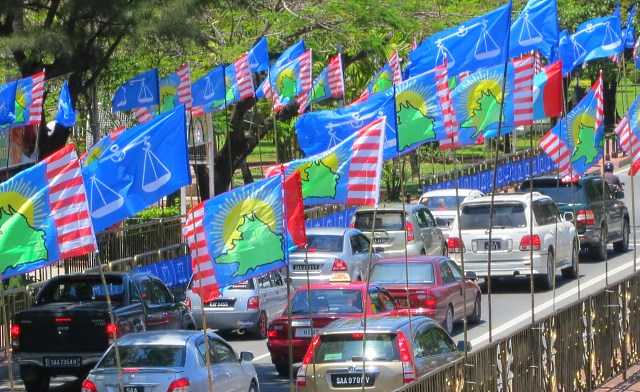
[81,330,259,392]
[288,227,382,288]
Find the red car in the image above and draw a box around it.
[368,256,482,335]
[266,278,403,376]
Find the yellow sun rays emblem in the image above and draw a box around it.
[395,91,428,116]
[466,80,503,115]
[213,197,278,251]
[0,177,47,227]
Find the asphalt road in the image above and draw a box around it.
[1,233,638,392]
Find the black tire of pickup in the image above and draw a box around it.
[589,225,607,261]
[613,219,630,253]
[20,365,50,392]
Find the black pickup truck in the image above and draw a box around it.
[11,271,196,392]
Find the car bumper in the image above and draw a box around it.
[450,252,549,277]
[579,227,603,248]
[191,309,260,331]
[379,242,425,258]
[267,338,312,365]
[13,351,103,372]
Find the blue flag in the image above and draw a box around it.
[570,14,622,67]
[296,90,399,160]
[256,40,307,99]
[405,2,512,78]
[557,30,578,75]
[624,27,636,49]
[56,81,76,128]
[247,37,270,73]
[111,68,160,112]
[395,70,446,153]
[452,63,516,145]
[552,78,604,175]
[0,81,16,129]
[82,105,190,232]
[191,66,226,114]
[510,0,559,60]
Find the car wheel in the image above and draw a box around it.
[251,311,268,340]
[613,219,630,253]
[443,305,454,335]
[535,251,554,291]
[275,362,290,377]
[468,294,481,324]
[442,242,448,256]
[589,225,607,261]
[561,240,579,280]
[248,380,259,392]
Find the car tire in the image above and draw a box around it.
[589,225,607,261]
[250,311,268,340]
[613,219,630,253]
[535,251,554,291]
[443,305,454,335]
[21,366,50,392]
[468,295,481,324]
[248,380,259,392]
[561,240,579,280]
[275,362,290,377]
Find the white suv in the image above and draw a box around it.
[447,193,579,290]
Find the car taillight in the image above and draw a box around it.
[11,324,20,350]
[406,221,415,242]
[167,377,190,392]
[332,259,348,271]
[106,323,119,344]
[267,319,289,339]
[81,380,98,392]
[576,209,596,225]
[247,296,260,309]
[349,222,355,228]
[397,332,417,384]
[409,293,437,309]
[520,235,541,251]
[185,296,191,309]
[447,237,465,253]
[297,335,321,387]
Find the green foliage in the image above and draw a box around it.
[128,198,183,224]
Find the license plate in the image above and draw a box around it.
[294,328,321,338]
[124,387,144,392]
[292,264,320,271]
[331,374,375,387]
[373,237,388,244]
[44,357,81,367]
[484,240,501,250]
[208,300,232,308]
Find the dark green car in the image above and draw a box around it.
[520,174,630,260]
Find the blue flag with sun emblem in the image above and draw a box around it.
[451,63,515,146]
[193,175,289,287]
[0,81,17,129]
[551,78,604,175]
[395,70,446,153]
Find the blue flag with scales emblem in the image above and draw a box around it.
[509,0,559,60]
[82,105,190,232]
[111,68,160,112]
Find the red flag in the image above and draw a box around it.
[284,171,307,247]
[533,61,563,119]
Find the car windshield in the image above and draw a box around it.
[314,333,398,363]
[353,211,405,231]
[521,181,585,205]
[460,203,527,229]
[369,263,436,284]
[421,195,464,211]
[36,277,124,304]
[292,234,343,253]
[98,345,185,368]
[289,289,363,314]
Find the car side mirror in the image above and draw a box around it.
[173,292,187,302]
[563,212,574,222]
[240,351,254,362]
[616,190,625,199]
[464,271,478,281]
[457,340,472,352]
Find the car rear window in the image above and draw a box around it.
[421,195,463,211]
[520,181,585,204]
[353,211,405,231]
[36,277,124,304]
[314,333,398,363]
[98,345,185,368]
[289,289,363,314]
[292,234,343,253]
[459,203,527,229]
[369,263,435,284]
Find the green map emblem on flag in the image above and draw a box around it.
[566,112,602,166]
[295,153,341,199]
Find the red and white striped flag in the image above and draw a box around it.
[175,64,192,110]
[435,57,459,147]
[594,71,604,132]
[297,54,344,115]
[182,204,220,302]
[345,117,385,206]
[134,107,153,124]
[234,53,255,101]
[539,130,573,178]
[26,71,45,125]
[513,54,535,126]
[613,115,640,175]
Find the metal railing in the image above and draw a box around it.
[397,273,640,392]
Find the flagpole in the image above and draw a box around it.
[630,53,638,273]
[0,270,15,389]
